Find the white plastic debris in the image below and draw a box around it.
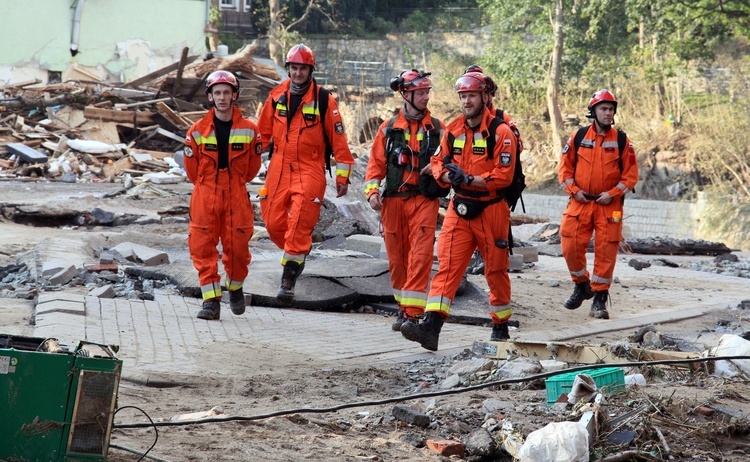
[710,334,750,378]
[67,139,126,154]
[518,421,589,462]
[625,373,647,386]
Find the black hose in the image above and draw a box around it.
[113,355,750,429]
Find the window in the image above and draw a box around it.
[219,0,237,10]
[244,0,252,12]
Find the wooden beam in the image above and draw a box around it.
[172,47,189,96]
[124,55,199,89]
[155,102,191,128]
[84,106,154,125]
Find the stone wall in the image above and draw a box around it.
[519,193,706,242]
[256,32,489,70]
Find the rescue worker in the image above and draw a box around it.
[184,70,262,320]
[401,71,518,351]
[462,65,524,276]
[258,44,354,303]
[364,70,446,332]
[558,89,638,319]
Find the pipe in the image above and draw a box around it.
[70,0,85,57]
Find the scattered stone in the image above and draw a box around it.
[439,374,461,389]
[628,258,651,271]
[89,284,116,298]
[400,433,425,448]
[481,398,514,415]
[48,264,78,285]
[447,358,495,377]
[496,357,542,379]
[392,405,430,428]
[466,428,497,457]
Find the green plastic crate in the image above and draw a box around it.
[545,367,625,404]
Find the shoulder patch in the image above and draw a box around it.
[500,152,512,167]
[503,139,511,145]
[255,143,262,155]
[184,146,193,158]
[335,121,344,135]
[562,143,570,154]
[333,109,339,117]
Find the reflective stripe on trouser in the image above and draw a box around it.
[261,153,326,256]
[560,201,622,292]
[189,169,253,301]
[427,199,512,320]
[280,252,305,266]
[382,195,438,319]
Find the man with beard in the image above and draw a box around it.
[400,71,518,351]
[258,44,354,303]
[364,69,447,332]
[558,89,639,319]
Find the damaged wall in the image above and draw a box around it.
[0,0,208,85]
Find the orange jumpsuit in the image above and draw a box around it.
[558,125,639,291]
[184,107,262,301]
[364,109,445,319]
[258,80,354,266]
[427,108,518,324]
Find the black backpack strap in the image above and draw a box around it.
[485,115,504,160]
[572,126,588,168]
[617,128,627,171]
[318,86,333,176]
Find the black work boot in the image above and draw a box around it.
[197,299,221,320]
[277,261,304,302]
[391,310,406,331]
[400,312,444,351]
[490,323,510,341]
[229,288,245,315]
[564,280,594,310]
[589,290,610,319]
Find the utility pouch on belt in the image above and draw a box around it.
[453,196,489,220]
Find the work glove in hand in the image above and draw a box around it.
[445,163,467,186]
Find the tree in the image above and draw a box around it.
[267,0,338,65]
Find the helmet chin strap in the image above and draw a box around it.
[402,92,425,115]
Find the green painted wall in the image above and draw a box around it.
[0,0,207,81]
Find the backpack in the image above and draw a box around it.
[382,115,450,199]
[572,126,632,193]
[486,112,526,214]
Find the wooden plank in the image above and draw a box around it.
[125,55,199,89]
[155,127,186,143]
[102,156,133,179]
[155,102,191,128]
[172,47,189,96]
[84,106,154,125]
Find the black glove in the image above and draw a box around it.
[444,163,467,186]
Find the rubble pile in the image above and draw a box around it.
[385,335,750,460]
[0,43,280,184]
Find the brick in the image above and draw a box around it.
[426,439,465,458]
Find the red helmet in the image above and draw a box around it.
[390,69,432,93]
[463,64,484,74]
[587,89,617,113]
[285,44,316,70]
[205,70,239,93]
[455,73,488,93]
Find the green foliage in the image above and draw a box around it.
[401,11,431,32]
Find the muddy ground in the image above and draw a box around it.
[1,179,749,461]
